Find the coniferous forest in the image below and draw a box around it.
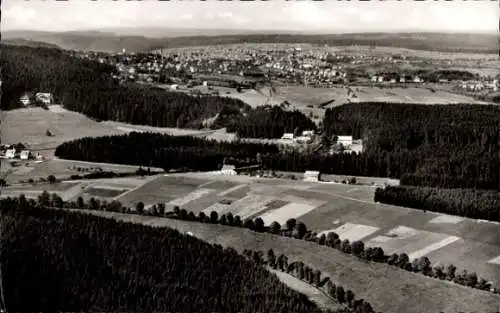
[55,132,280,171]
[374,186,500,222]
[0,197,343,313]
[323,102,500,190]
[225,106,318,139]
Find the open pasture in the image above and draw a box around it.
[0,106,126,154]
[81,209,500,313]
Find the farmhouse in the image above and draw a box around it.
[295,136,312,144]
[5,149,16,159]
[35,92,54,105]
[281,133,294,140]
[302,130,314,137]
[337,136,353,148]
[220,164,237,176]
[19,93,32,106]
[20,150,30,160]
[304,170,320,182]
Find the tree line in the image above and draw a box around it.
[0,196,349,313]
[374,186,500,222]
[242,249,378,313]
[50,192,497,296]
[323,102,500,190]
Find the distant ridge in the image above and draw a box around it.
[3,30,498,54]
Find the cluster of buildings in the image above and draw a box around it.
[281,130,316,144]
[458,79,498,92]
[19,92,54,106]
[0,146,42,161]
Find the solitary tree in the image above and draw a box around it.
[157,203,165,216]
[345,289,355,307]
[318,234,326,245]
[446,264,457,281]
[198,211,207,222]
[234,215,243,227]
[77,196,85,209]
[286,218,297,231]
[226,212,234,226]
[219,214,228,225]
[293,222,307,239]
[270,221,281,234]
[136,201,145,214]
[351,240,365,256]
[243,219,255,230]
[209,211,219,223]
[336,286,345,303]
[254,217,265,232]
[47,175,56,184]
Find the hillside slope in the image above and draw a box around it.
[84,210,500,313]
[0,200,336,313]
[3,31,497,53]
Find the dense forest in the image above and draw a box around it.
[225,106,318,139]
[323,102,500,190]
[55,132,280,171]
[374,186,500,222]
[0,196,345,313]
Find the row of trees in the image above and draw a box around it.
[242,249,378,313]
[161,206,496,294]
[0,196,346,313]
[323,102,500,190]
[374,186,500,222]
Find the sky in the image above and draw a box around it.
[2,0,499,34]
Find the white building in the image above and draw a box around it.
[281,133,294,140]
[35,92,53,105]
[302,130,314,137]
[5,149,16,159]
[295,136,312,144]
[304,170,320,182]
[337,136,353,148]
[220,164,237,176]
[20,150,30,160]
[19,94,31,106]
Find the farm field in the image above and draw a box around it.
[7,171,500,286]
[1,158,163,184]
[225,85,489,110]
[52,172,500,286]
[76,209,500,313]
[119,173,500,284]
